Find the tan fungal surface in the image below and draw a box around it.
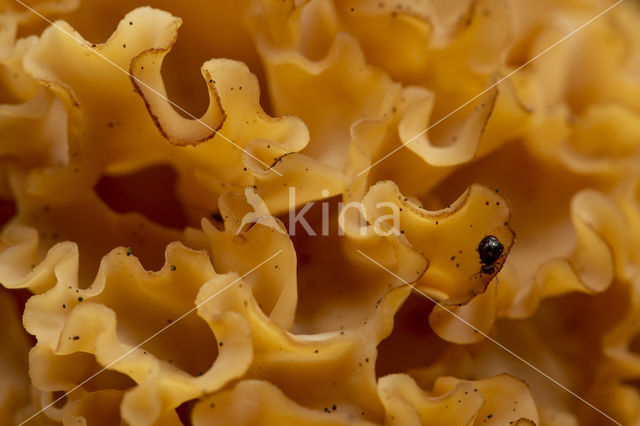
[1,0,640,425]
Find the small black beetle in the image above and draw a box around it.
[477,235,504,275]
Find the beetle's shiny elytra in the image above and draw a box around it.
[477,235,504,275]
